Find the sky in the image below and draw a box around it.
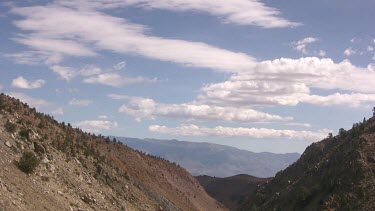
[0,0,374,153]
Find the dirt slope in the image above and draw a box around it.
[0,93,226,211]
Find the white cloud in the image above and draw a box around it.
[51,65,77,81]
[7,92,48,109]
[83,73,156,87]
[107,94,131,100]
[11,5,256,73]
[69,98,93,106]
[113,61,126,70]
[344,47,356,56]
[198,57,375,107]
[4,51,63,65]
[149,124,329,142]
[98,115,108,119]
[367,46,374,52]
[57,0,300,28]
[118,97,292,122]
[52,107,64,115]
[50,65,102,81]
[285,122,312,128]
[292,37,325,56]
[318,50,326,57]
[11,76,45,89]
[0,84,3,91]
[293,37,317,54]
[74,120,118,133]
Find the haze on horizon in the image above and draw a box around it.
[0,0,374,153]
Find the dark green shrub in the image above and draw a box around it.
[5,121,17,133]
[19,129,31,140]
[18,151,40,174]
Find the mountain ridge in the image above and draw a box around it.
[116,136,300,178]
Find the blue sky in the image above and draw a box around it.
[0,0,374,153]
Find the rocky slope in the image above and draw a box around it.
[117,137,300,178]
[0,94,226,211]
[242,116,375,210]
[196,174,268,211]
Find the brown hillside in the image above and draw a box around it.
[196,174,268,211]
[0,93,226,211]
[241,116,375,211]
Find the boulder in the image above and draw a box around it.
[5,141,12,148]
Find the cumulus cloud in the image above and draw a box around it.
[344,47,356,56]
[83,73,156,87]
[57,0,300,28]
[198,57,375,107]
[69,98,93,106]
[292,37,325,56]
[149,124,329,142]
[7,92,48,109]
[293,37,317,54]
[11,76,45,89]
[11,5,256,73]
[118,97,292,122]
[98,115,108,119]
[74,120,118,133]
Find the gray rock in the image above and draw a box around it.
[34,142,45,154]
[5,141,12,148]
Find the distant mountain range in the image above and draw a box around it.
[115,137,300,178]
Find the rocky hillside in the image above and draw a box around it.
[196,174,268,211]
[242,116,375,210]
[0,93,226,211]
[117,137,300,178]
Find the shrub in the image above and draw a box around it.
[19,129,30,140]
[18,151,40,174]
[5,121,17,133]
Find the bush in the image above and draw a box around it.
[5,121,17,133]
[18,151,40,174]
[19,129,30,140]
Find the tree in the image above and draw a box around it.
[328,133,333,138]
[373,107,375,117]
[339,128,346,136]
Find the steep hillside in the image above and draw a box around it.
[196,174,268,211]
[0,94,226,211]
[117,137,300,178]
[242,116,375,210]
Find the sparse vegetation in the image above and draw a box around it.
[5,121,17,133]
[18,151,40,174]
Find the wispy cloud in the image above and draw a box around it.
[118,97,292,123]
[74,120,118,133]
[69,98,93,106]
[83,73,157,87]
[11,5,256,72]
[57,0,300,28]
[149,124,329,142]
